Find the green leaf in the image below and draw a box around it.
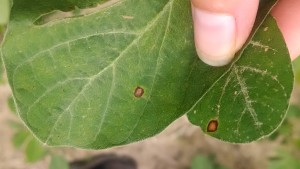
[2,0,195,148]
[268,150,300,169]
[8,95,17,113]
[286,105,300,118]
[7,119,24,129]
[25,138,47,163]
[191,155,228,169]
[13,130,30,148]
[186,1,293,143]
[292,56,300,84]
[0,57,3,83]
[0,25,4,83]
[0,0,293,149]
[191,156,214,169]
[0,0,10,25]
[49,155,69,169]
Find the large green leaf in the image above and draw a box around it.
[2,0,195,149]
[0,0,293,149]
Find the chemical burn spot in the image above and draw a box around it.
[207,120,218,132]
[134,87,144,98]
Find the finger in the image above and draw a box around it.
[271,0,300,60]
[192,0,259,66]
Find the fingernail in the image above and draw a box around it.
[192,5,236,66]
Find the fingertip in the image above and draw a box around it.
[271,0,300,60]
[192,0,259,66]
[192,6,236,66]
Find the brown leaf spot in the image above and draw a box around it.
[134,87,144,98]
[207,120,218,132]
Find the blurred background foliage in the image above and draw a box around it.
[0,0,10,25]
[0,0,10,83]
[1,0,300,169]
[7,96,69,169]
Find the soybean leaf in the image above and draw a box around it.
[8,95,17,113]
[0,25,4,82]
[186,0,293,143]
[0,54,3,83]
[268,150,300,169]
[49,155,69,169]
[7,119,23,129]
[25,138,47,163]
[1,0,195,149]
[13,130,30,148]
[292,57,300,84]
[286,105,300,118]
[191,155,229,169]
[191,156,214,169]
[0,0,10,25]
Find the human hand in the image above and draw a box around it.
[192,0,300,66]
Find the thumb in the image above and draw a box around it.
[192,0,259,66]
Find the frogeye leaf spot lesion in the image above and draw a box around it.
[207,120,218,132]
[134,87,144,98]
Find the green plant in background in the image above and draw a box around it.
[191,155,228,169]
[0,0,10,25]
[269,105,300,141]
[268,151,300,169]
[0,0,294,149]
[292,57,300,84]
[7,97,69,169]
[0,0,10,83]
[0,26,4,83]
[267,104,300,169]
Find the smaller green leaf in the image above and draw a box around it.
[6,119,23,129]
[292,57,300,84]
[0,42,3,83]
[192,155,214,169]
[277,121,292,138]
[268,150,300,169]
[25,138,47,163]
[191,155,228,169]
[13,130,30,148]
[268,105,300,140]
[0,56,2,83]
[8,95,17,113]
[286,105,300,118]
[294,139,300,149]
[49,155,69,169]
[0,0,10,25]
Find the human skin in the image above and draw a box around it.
[191,0,300,66]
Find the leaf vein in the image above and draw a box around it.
[123,0,174,141]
